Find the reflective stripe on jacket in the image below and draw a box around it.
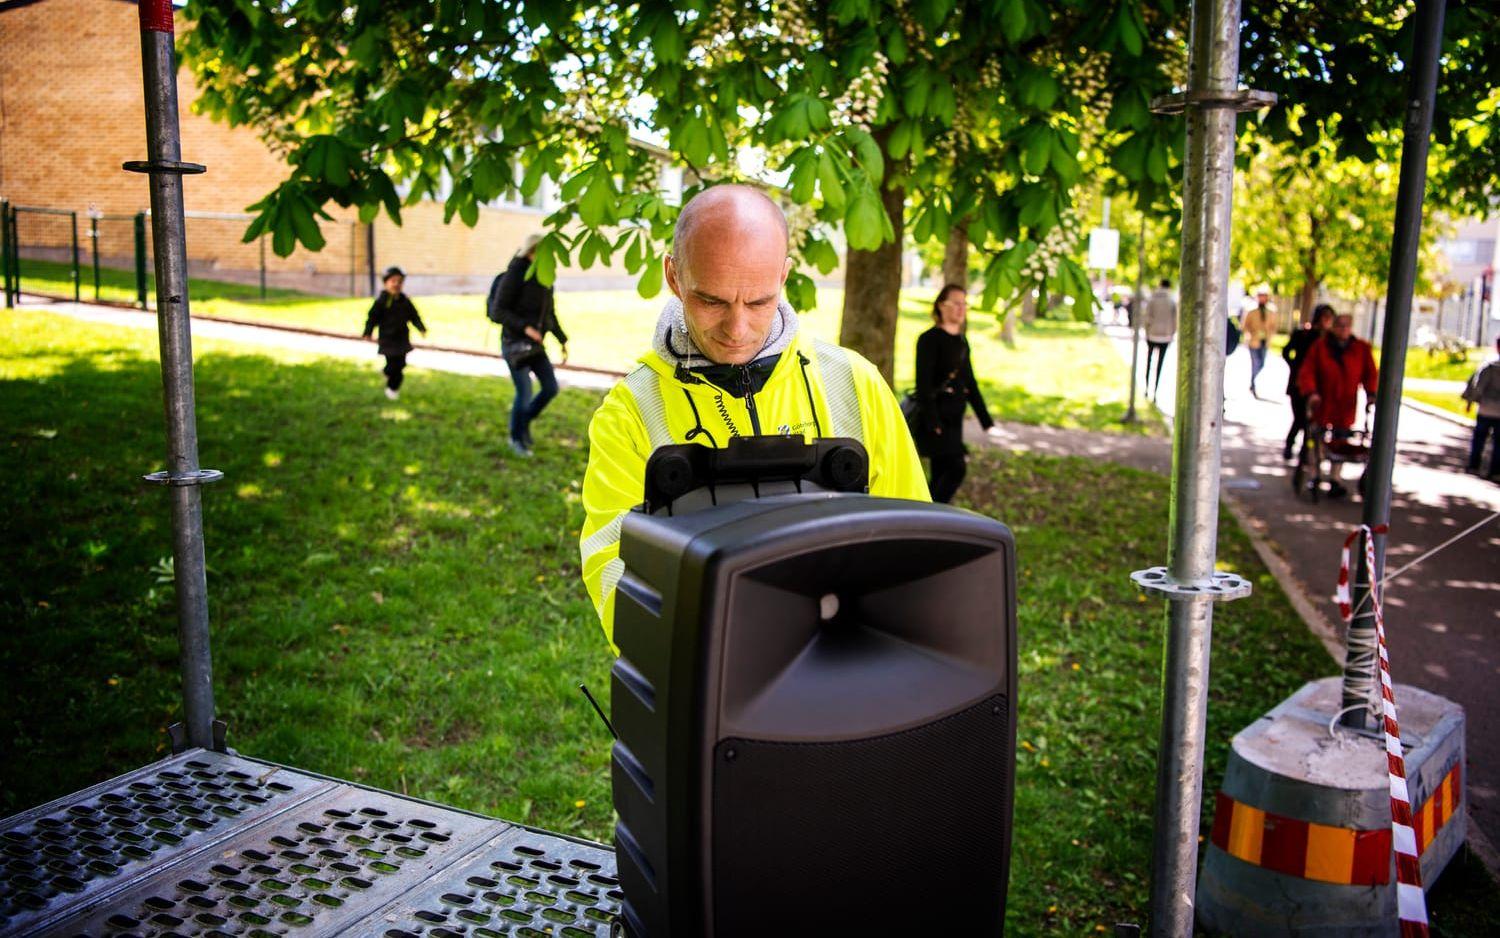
[579,332,930,647]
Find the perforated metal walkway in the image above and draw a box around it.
[0,750,622,937]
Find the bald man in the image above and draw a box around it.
[578,184,929,645]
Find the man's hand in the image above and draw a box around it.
[525,326,543,342]
[560,344,569,366]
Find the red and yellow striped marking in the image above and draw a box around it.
[1209,761,1461,886]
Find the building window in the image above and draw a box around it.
[493,161,550,211]
[659,165,684,205]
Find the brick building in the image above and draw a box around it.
[0,0,688,296]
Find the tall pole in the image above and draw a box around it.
[1341,0,1446,730]
[2,200,12,308]
[1141,0,1270,931]
[70,211,81,303]
[1125,214,1146,422]
[126,0,221,752]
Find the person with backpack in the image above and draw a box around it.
[488,233,568,456]
[361,266,426,401]
[914,284,994,503]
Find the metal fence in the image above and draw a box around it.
[1,200,369,308]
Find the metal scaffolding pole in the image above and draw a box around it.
[1134,0,1272,932]
[1341,0,1447,730]
[126,0,223,753]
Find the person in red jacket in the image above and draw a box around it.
[1297,312,1378,497]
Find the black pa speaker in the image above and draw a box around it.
[609,439,1017,937]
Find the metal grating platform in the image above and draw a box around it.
[0,750,622,937]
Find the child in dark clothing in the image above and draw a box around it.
[362,267,427,400]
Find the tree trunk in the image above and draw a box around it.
[1021,287,1037,324]
[839,179,907,385]
[941,220,969,288]
[1295,214,1321,325]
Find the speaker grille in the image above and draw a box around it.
[711,694,1011,937]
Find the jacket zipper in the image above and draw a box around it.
[738,365,763,435]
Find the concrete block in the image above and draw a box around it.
[1197,677,1465,936]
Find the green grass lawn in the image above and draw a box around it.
[1406,389,1472,419]
[3,309,1493,933]
[16,258,1162,435]
[1403,347,1494,383]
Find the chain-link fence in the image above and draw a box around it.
[3,200,368,308]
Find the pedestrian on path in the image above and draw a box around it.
[361,266,426,401]
[1281,303,1335,460]
[489,234,568,456]
[915,284,995,503]
[1142,278,1177,401]
[1461,335,1500,479]
[1241,286,1279,399]
[1297,313,1378,498]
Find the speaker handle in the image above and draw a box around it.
[641,437,868,514]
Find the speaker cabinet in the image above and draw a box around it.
[610,494,1016,936]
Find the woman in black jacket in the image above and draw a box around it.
[1281,303,1334,460]
[488,234,568,456]
[361,266,426,400]
[915,284,994,503]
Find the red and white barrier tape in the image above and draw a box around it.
[1338,524,1428,937]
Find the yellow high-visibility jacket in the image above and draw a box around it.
[580,332,930,647]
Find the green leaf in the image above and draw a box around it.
[804,98,831,133]
[1146,137,1169,183]
[805,238,839,275]
[789,150,818,203]
[288,198,325,252]
[913,207,934,244]
[521,158,547,197]
[654,14,685,63]
[323,139,349,186]
[673,118,711,167]
[532,240,557,285]
[903,67,931,118]
[637,256,664,298]
[1018,69,1061,111]
[1051,134,1080,184]
[785,270,817,312]
[1000,0,1028,43]
[578,172,613,227]
[845,127,884,185]
[817,152,846,210]
[1115,4,1143,57]
[888,121,914,160]
[886,28,909,65]
[458,193,479,227]
[1021,125,1053,176]
[845,189,886,251]
[929,81,957,125]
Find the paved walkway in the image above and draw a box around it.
[24,299,620,391]
[985,326,1499,862]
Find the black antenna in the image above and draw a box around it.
[578,682,617,740]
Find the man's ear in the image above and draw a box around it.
[780,256,793,284]
[665,255,685,300]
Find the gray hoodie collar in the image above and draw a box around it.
[652,296,799,371]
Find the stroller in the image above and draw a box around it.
[1293,402,1374,502]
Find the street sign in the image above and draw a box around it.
[1088,227,1120,270]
